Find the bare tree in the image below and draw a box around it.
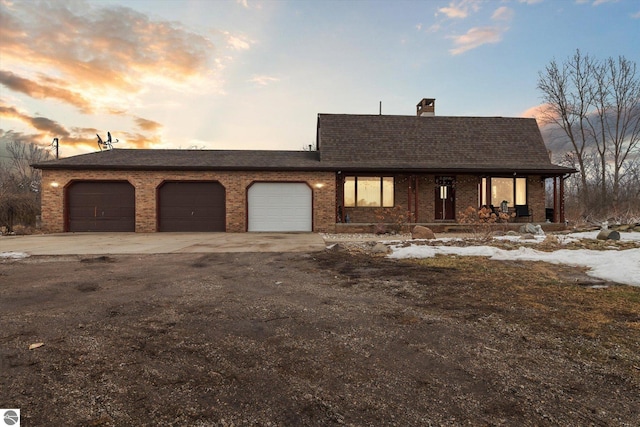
[605,57,640,207]
[537,50,595,206]
[538,50,640,218]
[0,141,53,231]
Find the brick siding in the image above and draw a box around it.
[40,170,547,233]
[41,170,335,233]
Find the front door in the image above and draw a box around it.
[435,176,455,220]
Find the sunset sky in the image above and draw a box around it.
[1,0,639,158]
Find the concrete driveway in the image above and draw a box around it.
[0,232,327,255]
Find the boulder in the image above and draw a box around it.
[521,233,536,240]
[519,223,538,235]
[370,243,391,254]
[596,230,620,241]
[412,225,435,240]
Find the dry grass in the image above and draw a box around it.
[411,255,640,368]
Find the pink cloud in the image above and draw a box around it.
[448,27,503,55]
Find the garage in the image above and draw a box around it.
[158,181,226,232]
[67,181,135,232]
[247,182,312,232]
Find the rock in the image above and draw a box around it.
[615,225,630,232]
[521,233,536,240]
[519,223,538,234]
[370,243,391,254]
[506,230,519,236]
[596,230,620,241]
[412,225,435,240]
[326,243,347,252]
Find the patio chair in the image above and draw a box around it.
[515,205,533,222]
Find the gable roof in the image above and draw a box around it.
[317,114,573,174]
[34,114,574,175]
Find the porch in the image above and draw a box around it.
[333,221,569,234]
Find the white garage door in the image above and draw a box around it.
[248,183,312,232]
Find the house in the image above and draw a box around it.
[33,98,574,233]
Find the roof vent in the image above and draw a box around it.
[416,98,435,117]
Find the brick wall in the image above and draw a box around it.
[455,175,481,218]
[338,173,545,225]
[41,169,335,233]
[527,175,545,223]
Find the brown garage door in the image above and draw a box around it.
[67,181,135,232]
[158,181,225,232]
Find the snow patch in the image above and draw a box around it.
[0,252,30,259]
[389,244,640,287]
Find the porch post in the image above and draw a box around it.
[414,175,419,223]
[485,177,491,207]
[560,175,566,223]
[336,172,344,223]
[407,176,412,223]
[553,176,559,223]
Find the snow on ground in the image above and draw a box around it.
[388,231,640,287]
[0,252,29,259]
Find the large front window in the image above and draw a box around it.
[481,177,527,207]
[344,176,394,207]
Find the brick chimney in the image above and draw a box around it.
[416,98,435,116]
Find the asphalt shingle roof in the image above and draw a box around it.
[34,149,323,171]
[33,114,574,175]
[317,114,572,174]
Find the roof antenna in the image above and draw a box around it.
[379,101,382,115]
[97,132,119,151]
[51,137,59,159]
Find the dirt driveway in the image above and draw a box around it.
[1,247,639,426]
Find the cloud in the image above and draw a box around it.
[0,105,70,138]
[249,75,280,86]
[437,0,481,19]
[0,70,94,113]
[445,4,513,55]
[520,103,557,123]
[0,0,243,119]
[518,0,543,4]
[448,27,503,55]
[0,0,251,153]
[492,6,514,21]
[134,117,162,132]
[236,0,249,8]
[0,103,160,152]
[219,30,252,50]
[576,0,618,4]
[631,10,640,19]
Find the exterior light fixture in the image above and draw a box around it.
[315,183,325,189]
[50,182,60,188]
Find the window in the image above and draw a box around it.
[344,176,394,207]
[481,177,527,207]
